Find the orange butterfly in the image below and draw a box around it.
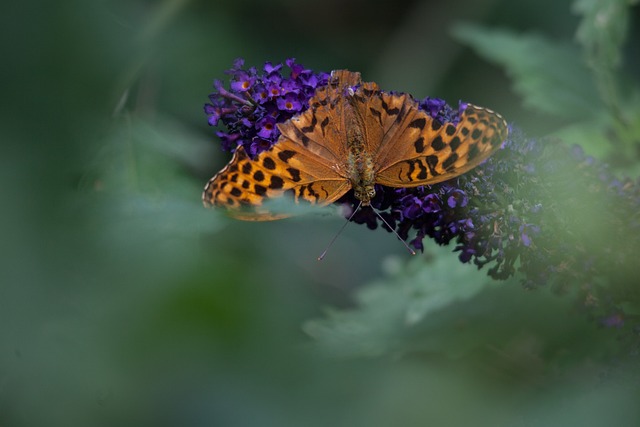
[203,70,508,220]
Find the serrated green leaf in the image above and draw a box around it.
[452,24,602,120]
[303,246,499,358]
[305,240,620,362]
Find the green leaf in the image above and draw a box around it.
[572,0,638,129]
[305,243,620,363]
[452,24,602,120]
[551,121,612,158]
[303,246,500,358]
[573,0,636,72]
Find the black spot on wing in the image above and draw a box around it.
[301,114,317,134]
[468,143,480,161]
[278,150,296,163]
[409,117,426,130]
[296,185,307,199]
[449,136,461,152]
[362,87,376,96]
[431,136,445,151]
[287,167,301,182]
[445,124,457,136]
[307,184,320,201]
[380,98,399,116]
[291,125,312,147]
[425,155,439,176]
[442,153,459,170]
[415,161,428,180]
[414,137,425,153]
[263,157,276,170]
[269,176,284,189]
[320,116,330,136]
[253,170,265,181]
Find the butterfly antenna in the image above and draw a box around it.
[317,202,362,261]
[372,209,416,256]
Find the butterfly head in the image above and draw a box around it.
[353,183,376,206]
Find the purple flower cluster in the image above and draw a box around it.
[336,109,546,283]
[205,60,640,332]
[204,58,329,158]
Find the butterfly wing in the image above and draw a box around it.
[203,70,367,221]
[352,85,420,156]
[276,70,362,166]
[374,104,508,187]
[202,140,350,221]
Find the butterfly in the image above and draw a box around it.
[203,70,508,220]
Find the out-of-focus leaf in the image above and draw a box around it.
[551,121,612,158]
[573,0,636,72]
[452,24,602,120]
[572,0,639,158]
[305,244,620,364]
[304,246,499,358]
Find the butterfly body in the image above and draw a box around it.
[343,90,377,205]
[203,70,508,220]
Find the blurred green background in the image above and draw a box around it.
[2,0,639,426]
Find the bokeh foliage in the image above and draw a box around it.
[1,0,639,426]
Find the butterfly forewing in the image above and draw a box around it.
[356,88,421,157]
[375,104,508,187]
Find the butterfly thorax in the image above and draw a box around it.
[345,97,376,205]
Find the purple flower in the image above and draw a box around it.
[215,131,240,152]
[519,224,540,247]
[248,138,273,157]
[230,70,256,93]
[251,84,269,104]
[281,79,302,94]
[286,58,304,78]
[203,102,223,127]
[446,189,468,208]
[203,58,329,157]
[276,93,303,113]
[256,116,277,139]
[418,97,465,125]
[267,83,283,98]
[263,61,282,75]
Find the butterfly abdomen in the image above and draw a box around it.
[345,121,376,204]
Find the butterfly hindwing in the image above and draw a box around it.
[203,140,350,221]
